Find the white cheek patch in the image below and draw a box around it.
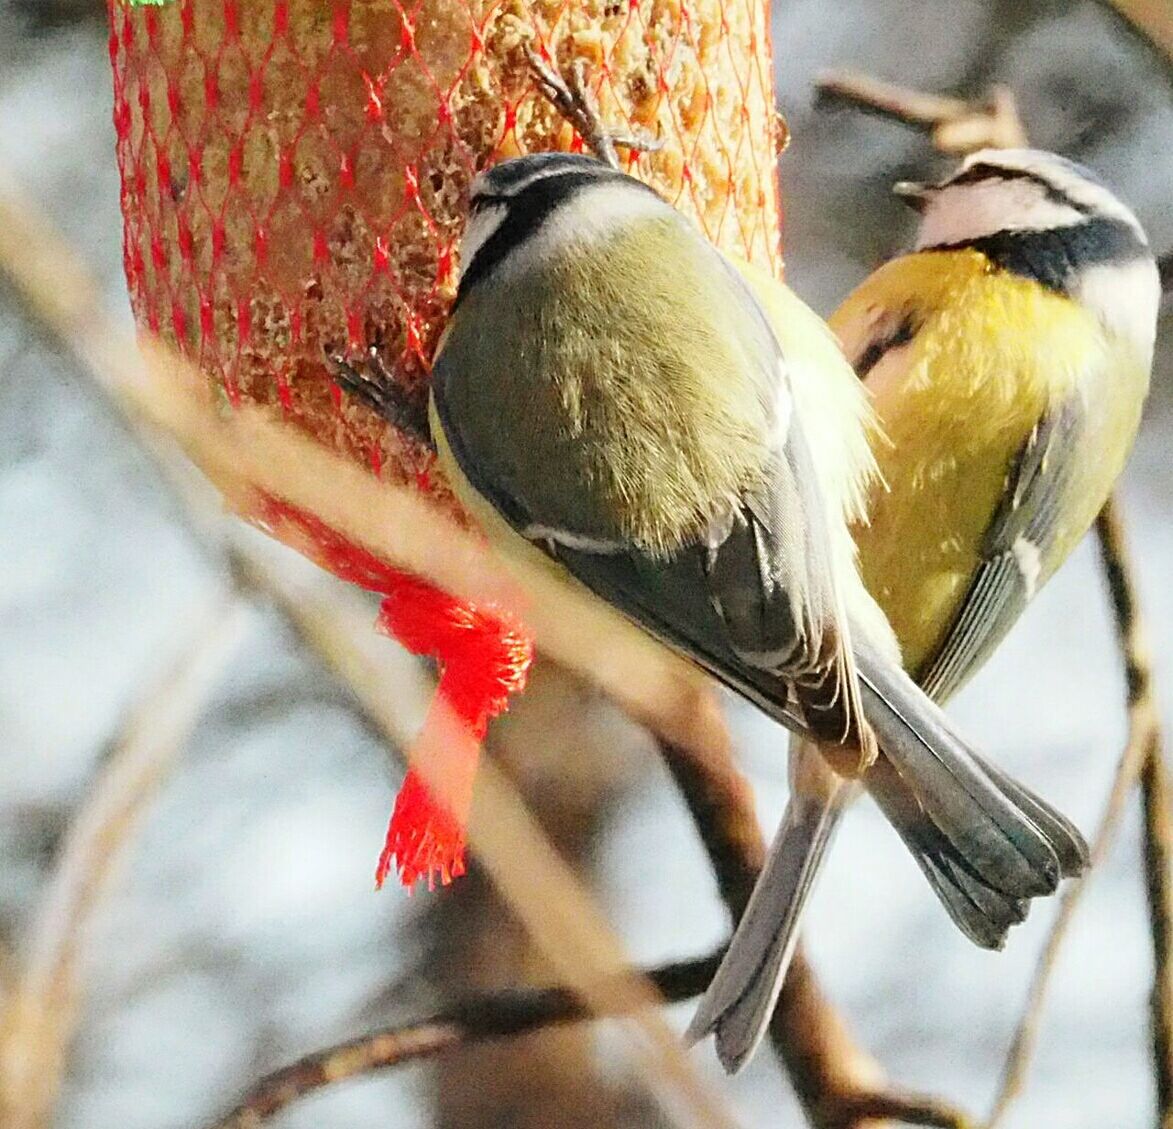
[1074,257,1161,357]
[977,152,1148,238]
[915,181,1086,249]
[488,181,674,283]
[458,203,508,280]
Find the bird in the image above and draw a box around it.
[689,148,1159,1071]
[330,150,1090,1074]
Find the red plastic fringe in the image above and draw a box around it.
[253,494,533,890]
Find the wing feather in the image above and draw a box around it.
[917,399,1083,701]
[430,248,868,750]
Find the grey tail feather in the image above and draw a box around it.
[868,758,1030,948]
[685,770,851,1074]
[856,645,1088,935]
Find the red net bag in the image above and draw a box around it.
[106,0,783,889]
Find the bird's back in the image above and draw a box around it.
[436,215,783,558]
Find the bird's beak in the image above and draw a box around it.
[892,181,933,213]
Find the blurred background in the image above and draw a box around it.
[0,1,1170,1127]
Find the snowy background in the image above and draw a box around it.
[1,1,1170,1127]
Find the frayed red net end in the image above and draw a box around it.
[376,767,468,891]
[376,582,532,890]
[250,495,534,891]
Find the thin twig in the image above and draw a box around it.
[206,953,722,1129]
[815,70,1027,152]
[986,501,1167,1126]
[817,70,971,127]
[1099,502,1172,1123]
[1142,746,1173,1125]
[0,598,248,1129]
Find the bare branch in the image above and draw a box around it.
[1100,0,1173,64]
[0,598,248,1129]
[205,953,721,1129]
[1098,502,1173,1121]
[1142,744,1173,1121]
[0,167,737,1129]
[815,70,1027,151]
[986,500,1167,1126]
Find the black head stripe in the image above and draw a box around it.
[856,315,918,377]
[927,215,1151,293]
[472,152,606,202]
[457,160,661,304]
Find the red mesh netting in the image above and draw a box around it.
[106,0,781,495]
[104,0,783,887]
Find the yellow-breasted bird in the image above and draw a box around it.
[332,151,1091,1074]
[690,148,1159,1070]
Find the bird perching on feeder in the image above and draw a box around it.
[105,0,784,889]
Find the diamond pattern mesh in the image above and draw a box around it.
[107,0,781,503]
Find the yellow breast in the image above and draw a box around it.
[832,250,1147,676]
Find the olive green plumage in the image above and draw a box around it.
[437,217,779,559]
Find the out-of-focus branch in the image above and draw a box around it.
[1095,502,1172,1119]
[0,599,248,1129]
[0,167,739,1129]
[986,501,1169,1127]
[816,70,1026,152]
[206,953,722,1129]
[659,740,972,1129]
[1101,0,1173,65]
[1142,724,1173,1123]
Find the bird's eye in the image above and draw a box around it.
[468,190,506,213]
[945,163,1001,189]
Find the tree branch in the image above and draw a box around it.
[206,954,722,1129]
[1095,501,1172,1121]
[1142,742,1173,1123]
[0,599,248,1129]
[986,500,1169,1126]
[816,70,1027,152]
